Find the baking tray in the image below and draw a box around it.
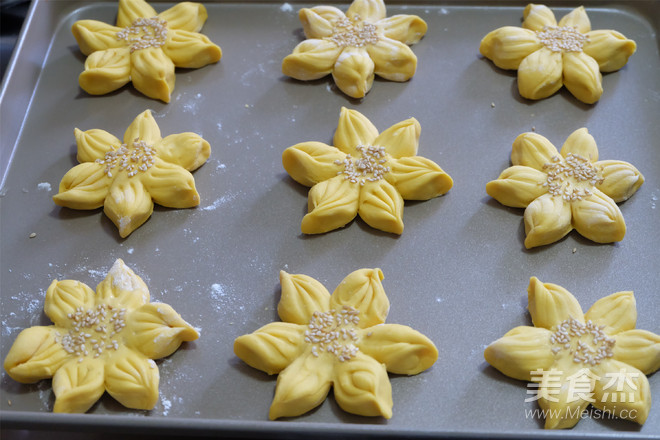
[1,0,658,438]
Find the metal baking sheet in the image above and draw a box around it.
[1,0,658,437]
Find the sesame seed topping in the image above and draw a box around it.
[329,15,379,48]
[334,145,390,186]
[306,306,361,362]
[539,153,604,202]
[116,17,168,53]
[56,304,125,361]
[95,139,156,178]
[537,25,588,53]
[550,317,615,365]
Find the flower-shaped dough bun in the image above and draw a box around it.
[282,0,427,98]
[485,277,660,429]
[234,269,438,419]
[72,0,222,102]
[4,259,199,413]
[53,110,211,238]
[283,107,453,235]
[486,128,643,248]
[480,4,636,104]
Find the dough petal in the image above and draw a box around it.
[333,352,393,418]
[329,268,389,328]
[44,280,96,329]
[612,330,660,375]
[346,0,387,23]
[558,6,591,33]
[592,360,651,425]
[523,193,572,248]
[53,162,112,210]
[162,29,221,69]
[141,158,200,208]
[332,47,375,98]
[299,6,344,39]
[484,326,555,381]
[517,48,563,100]
[486,165,547,208]
[358,180,404,234]
[373,117,419,158]
[103,176,154,238]
[571,189,625,243]
[3,326,69,383]
[511,132,560,170]
[75,128,122,164]
[583,30,636,72]
[96,259,150,310]
[584,291,636,335]
[302,175,360,234]
[125,303,199,359]
[123,110,162,146]
[116,0,157,28]
[234,322,307,375]
[71,20,124,56]
[522,3,557,31]
[595,160,644,203]
[278,271,331,325]
[479,26,542,70]
[559,128,598,162]
[52,358,105,413]
[333,107,379,154]
[158,2,208,33]
[358,323,437,375]
[378,14,427,44]
[538,368,591,429]
[367,37,417,82]
[79,48,131,95]
[269,353,333,419]
[130,48,175,103]
[282,141,344,187]
[282,39,342,81]
[562,51,602,104]
[527,276,584,330]
[387,156,453,201]
[104,347,159,410]
[155,133,211,171]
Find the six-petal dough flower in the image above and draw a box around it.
[282,0,427,98]
[283,107,453,235]
[486,128,643,248]
[72,0,222,102]
[3,259,199,413]
[234,268,438,419]
[484,277,660,429]
[480,3,636,104]
[53,110,211,238]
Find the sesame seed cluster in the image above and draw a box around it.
[305,306,360,362]
[330,16,380,48]
[56,304,127,363]
[334,145,390,186]
[116,17,168,53]
[550,317,615,366]
[536,25,589,53]
[95,139,157,178]
[540,153,604,202]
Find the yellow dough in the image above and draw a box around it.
[53,110,211,238]
[479,4,636,104]
[282,0,427,98]
[4,259,199,413]
[234,269,438,419]
[282,107,453,234]
[484,277,660,429]
[486,128,643,248]
[71,0,221,102]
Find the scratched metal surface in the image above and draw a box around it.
[0,1,658,438]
